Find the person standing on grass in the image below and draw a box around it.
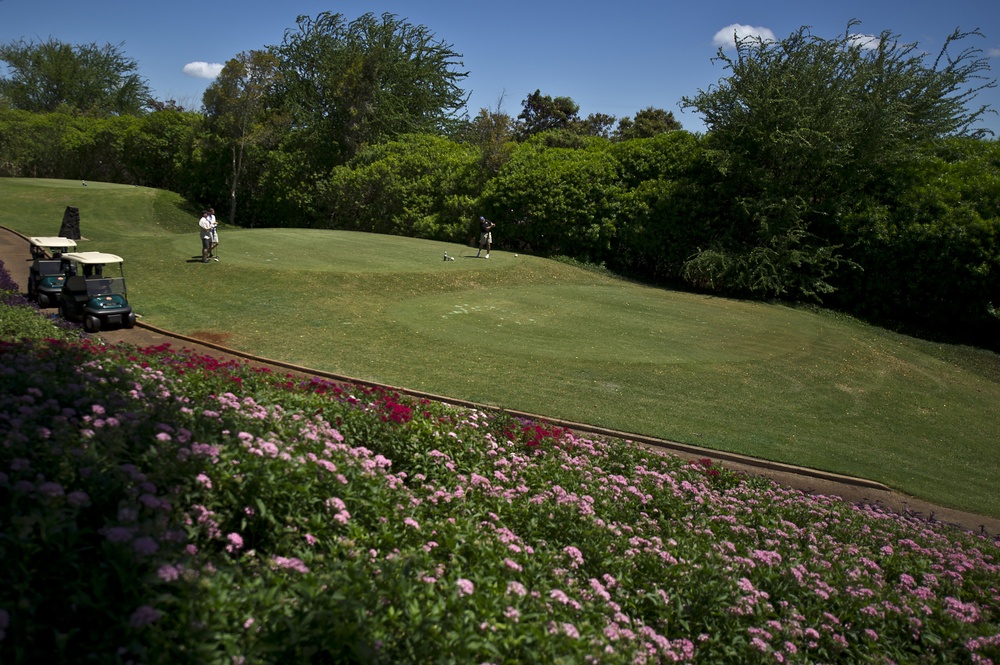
[207,207,219,261]
[476,216,495,259]
[198,210,213,263]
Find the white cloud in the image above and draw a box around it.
[847,33,881,51]
[182,62,224,79]
[989,47,1000,58]
[712,24,776,51]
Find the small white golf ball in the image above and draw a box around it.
[514,254,518,257]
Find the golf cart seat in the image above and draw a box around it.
[64,275,90,303]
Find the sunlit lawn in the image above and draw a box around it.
[3,177,999,517]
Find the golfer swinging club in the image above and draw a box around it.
[476,216,495,259]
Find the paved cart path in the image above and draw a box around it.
[3,225,998,537]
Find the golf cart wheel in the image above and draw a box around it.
[84,315,101,333]
[125,312,136,329]
[37,293,49,308]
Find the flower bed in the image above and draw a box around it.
[2,266,999,664]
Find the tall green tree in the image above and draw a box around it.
[454,93,517,179]
[614,107,682,140]
[273,11,469,167]
[250,11,468,225]
[516,90,581,139]
[0,38,151,115]
[203,50,285,224]
[679,21,996,301]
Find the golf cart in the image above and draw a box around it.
[58,252,136,332]
[27,237,78,308]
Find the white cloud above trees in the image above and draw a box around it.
[712,24,776,50]
[182,61,224,79]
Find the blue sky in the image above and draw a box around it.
[1,0,999,135]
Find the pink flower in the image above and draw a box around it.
[273,556,309,574]
[456,578,475,596]
[196,474,212,489]
[507,581,527,597]
[157,565,181,582]
[103,526,134,543]
[133,536,159,555]
[563,546,584,568]
[226,532,244,552]
[129,605,162,627]
[37,482,64,498]
[67,490,90,507]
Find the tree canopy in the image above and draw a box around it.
[516,90,581,138]
[615,107,682,140]
[202,50,286,224]
[272,11,469,167]
[0,38,151,116]
[678,20,997,301]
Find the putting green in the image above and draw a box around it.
[165,229,488,273]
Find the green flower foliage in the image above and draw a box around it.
[2,278,1000,664]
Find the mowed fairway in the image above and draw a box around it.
[3,178,999,517]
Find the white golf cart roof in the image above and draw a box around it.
[61,251,125,265]
[30,236,78,249]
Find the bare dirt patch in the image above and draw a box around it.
[189,331,233,345]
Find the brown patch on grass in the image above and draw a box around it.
[190,331,233,345]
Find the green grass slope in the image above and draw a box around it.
[3,177,999,517]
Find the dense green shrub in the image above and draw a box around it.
[318,134,480,241]
[480,134,622,262]
[832,139,1000,345]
